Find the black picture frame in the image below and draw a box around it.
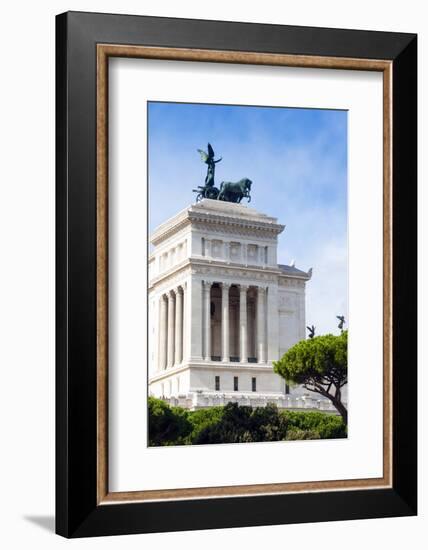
[56,10,417,538]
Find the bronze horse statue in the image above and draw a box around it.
[218,178,252,203]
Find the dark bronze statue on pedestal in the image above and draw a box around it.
[192,143,252,204]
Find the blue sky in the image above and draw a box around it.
[148,102,348,335]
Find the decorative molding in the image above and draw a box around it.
[278,277,305,288]
[150,215,190,246]
[193,266,278,284]
[149,259,308,293]
[150,201,285,246]
[189,211,284,236]
[193,221,280,240]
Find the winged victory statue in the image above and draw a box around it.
[193,143,222,200]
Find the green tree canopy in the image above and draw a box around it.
[148,397,192,446]
[273,330,348,424]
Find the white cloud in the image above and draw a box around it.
[304,239,348,336]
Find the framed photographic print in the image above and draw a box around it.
[56,11,417,538]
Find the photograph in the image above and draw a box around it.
[147,101,349,446]
[0,0,421,546]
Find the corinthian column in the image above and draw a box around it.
[158,294,167,370]
[221,282,230,362]
[174,286,183,365]
[182,282,188,361]
[239,285,248,363]
[167,290,175,368]
[257,286,266,363]
[203,281,212,361]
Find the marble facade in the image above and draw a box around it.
[148,199,313,409]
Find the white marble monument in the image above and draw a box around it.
[148,198,319,410]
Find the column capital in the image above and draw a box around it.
[221,281,231,291]
[257,284,267,293]
[168,289,176,298]
[239,284,249,293]
[203,280,212,291]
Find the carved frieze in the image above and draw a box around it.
[278,277,305,289]
[190,263,279,284]
[192,221,279,240]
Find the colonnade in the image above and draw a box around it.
[202,282,267,363]
[158,284,186,370]
[158,281,268,369]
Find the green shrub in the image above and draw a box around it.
[285,427,321,440]
[281,410,347,439]
[148,398,346,446]
[192,402,288,444]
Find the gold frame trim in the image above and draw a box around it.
[96,44,392,504]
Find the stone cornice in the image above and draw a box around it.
[189,211,285,237]
[149,257,310,291]
[192,221,279,240]
[190,260,280,286]
[192,257,281,275]
[150,214,190,246]
[192,259,311,282]
[150,200,286,246]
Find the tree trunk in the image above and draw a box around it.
[303,384,348,425]
[330,398,347,425]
